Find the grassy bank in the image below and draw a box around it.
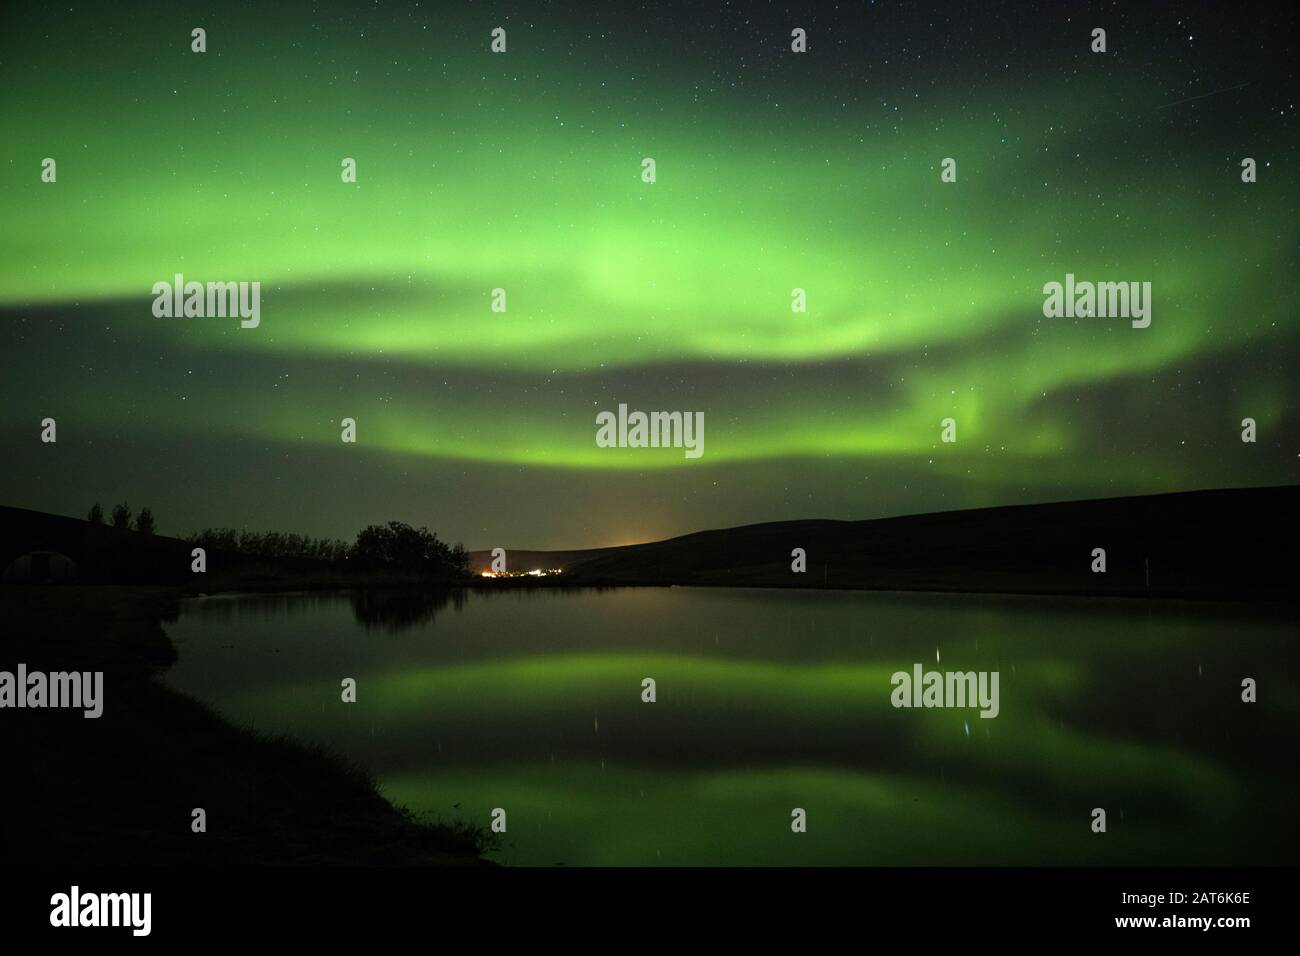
[0,586,491,866]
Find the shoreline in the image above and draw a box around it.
[188,569,1299,604]
[0,585,493,866]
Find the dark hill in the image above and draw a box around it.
[0,506,331,586]
[562,486,1299,600]
[0,506,197,584]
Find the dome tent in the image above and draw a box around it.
[2,551,78,584]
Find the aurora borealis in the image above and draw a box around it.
[2,1,1296,548]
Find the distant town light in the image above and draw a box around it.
[478,568,564,579]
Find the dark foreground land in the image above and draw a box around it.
[0,586,490,866]
[4,485,1296,600]
[547,485,1299,600]
[0,485,1294,865]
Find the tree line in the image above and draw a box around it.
[187,520,468,575]
[84,504,469,576]
[183,527,353,564]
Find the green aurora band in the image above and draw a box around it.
[2,4,1295,544]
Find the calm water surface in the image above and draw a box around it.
[163,587,1299,866]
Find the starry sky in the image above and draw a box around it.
[1,1,1296,549]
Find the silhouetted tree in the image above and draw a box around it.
[110,503,132,531]
[135,507,156,535]
[87,503,104,525]
[353,521,466,576]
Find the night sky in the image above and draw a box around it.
[1,1,1295,549]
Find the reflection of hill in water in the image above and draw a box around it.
[350,589,465,634]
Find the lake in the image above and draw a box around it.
[163,587,1299,866]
